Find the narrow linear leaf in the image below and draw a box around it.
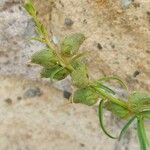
[138,116,149,146]
[98,76,128,91]
[142,110,150,119]
[93,85,128,109]
[98,100,117,139]
[71,51,90,62]
[119,115,136,140]
[95,82,116,95]
[137,116,148,150]
[30,37,45,43]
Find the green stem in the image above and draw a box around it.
[45,35,74,72]
[137,115,148,150]
[92,85,129,110]
[29,5,74,73]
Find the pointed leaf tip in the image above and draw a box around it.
[119,115,136,141]
[31,48,57,67]
[61,33,86,56]
[99,100,118,139]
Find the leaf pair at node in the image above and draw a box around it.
[30,33,87,81]
[73,76,128,107]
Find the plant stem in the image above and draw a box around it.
[92,85,129,110]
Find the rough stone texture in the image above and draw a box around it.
[1,75,149,150]
[0,0,43,78]
[0,75,116,150]
[0,0,150,149]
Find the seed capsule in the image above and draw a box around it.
[73,86,99,106]
[41,65,69,80]
[128,91,150,112]
[31,48,57,67]
[71,61,89,88]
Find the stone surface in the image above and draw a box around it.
[0,75,116,150]
[64,18,74,26]
[23,87,43,98]
[1,75,149,150]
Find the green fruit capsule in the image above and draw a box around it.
[31,48,57,67]
[41,65,69,80]
[73,86,99,106]
[104,101,130,118]
[71,61,89,88]
[60,33,85,56]
[128,91,150,112]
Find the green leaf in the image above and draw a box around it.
[119,115,136,140]
[41,65,69,80]
[35,22,48,36]
[137,116,148,150]
[95,82,116,95]
[71,62,89,88]
[129,91,150,112]
[60,33,85,56]
[71,51,89,62]
[24,1,48,37]
[98,100,117,139]
[142,110,150,119]
[92,85,128,109]
[31,48,57,67]
[24,0,36,16]
[97,76,128,91]
[40,24,48,36]
[73,86,99,106]
[30,37,45,43]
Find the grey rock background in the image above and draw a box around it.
[0,0,43,78]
